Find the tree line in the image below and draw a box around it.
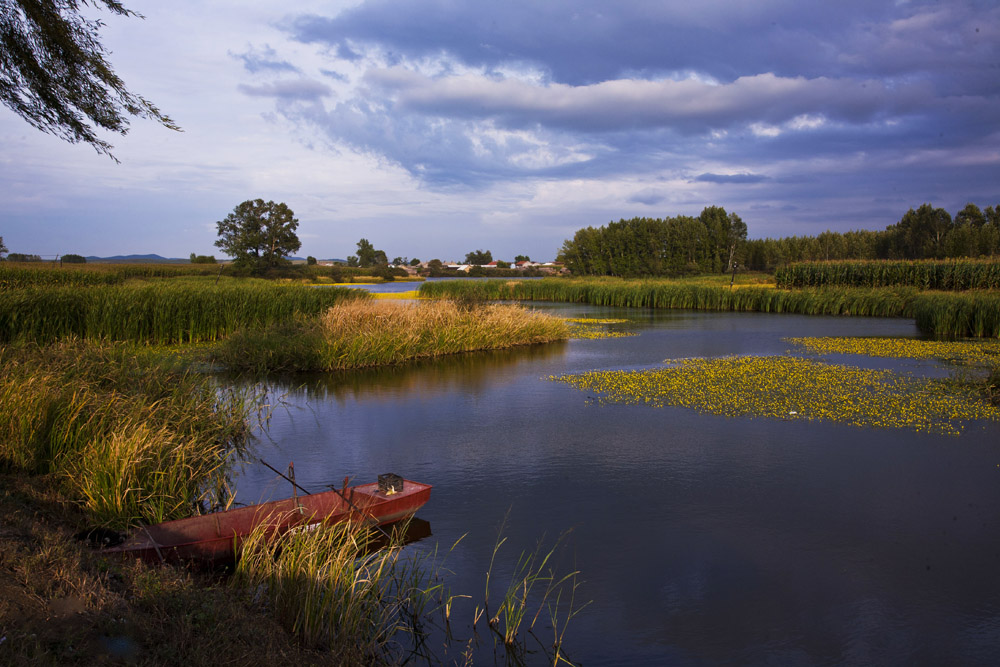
[556,206,747,277]
[558,203,1000,277]
[744,203,1000,271]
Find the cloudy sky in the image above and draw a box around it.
[2,0,998,261]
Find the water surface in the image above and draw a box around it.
[238,304,1000,665]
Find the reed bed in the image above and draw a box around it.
[213,299,570,373]
[419,278,1000,338]
[775,259,1000,290]
[0,340,255,529]
[911,291,1000,338]
[0,282,364,344]
[483,520,587,662]
[552,356,1000,436]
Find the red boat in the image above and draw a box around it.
[102,475,431,565]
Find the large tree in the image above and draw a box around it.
[214,199,300,271]
[464,249,492,265]
[0,0,177,158]
[353,238,388,267]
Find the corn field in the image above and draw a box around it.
[0,283,365,344]
[775,259,1000,290]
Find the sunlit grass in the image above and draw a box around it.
[552,356,1000,436]
[214,299,569,373]
[0,340,255,529]
[776,258,1000,290]
[234,520,429,658]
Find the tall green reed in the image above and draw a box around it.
[234,520,436,660]
[0,340,256,529]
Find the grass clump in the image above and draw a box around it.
[213,299,570,373]
[234,520,432,661]
[233,514,588,665]
[0,340,254,530]
[483,518,588,663]
[552,356,1000,436]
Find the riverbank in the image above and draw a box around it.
[0,473,324,665]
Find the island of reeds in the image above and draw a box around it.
[212,298,569,373]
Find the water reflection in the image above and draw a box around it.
[266,339,568,403]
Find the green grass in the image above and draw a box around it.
[0,262,224,287]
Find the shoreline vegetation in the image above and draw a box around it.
[2,258,997,662]
[417,272,1000,339]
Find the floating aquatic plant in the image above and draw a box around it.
[565,317,637,340]
[552,356,1000,436]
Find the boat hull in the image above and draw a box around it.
[102,479,431,565]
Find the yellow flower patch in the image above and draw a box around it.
[552,356,1000,436]
[565,318,638,339]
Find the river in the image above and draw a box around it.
[235,294,1000,665]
